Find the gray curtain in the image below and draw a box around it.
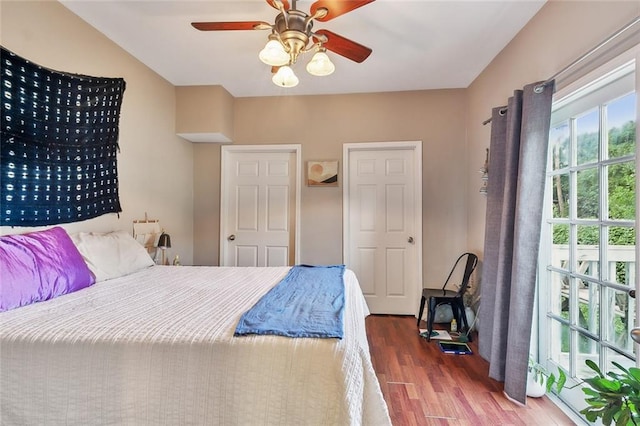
[478,81,554,404]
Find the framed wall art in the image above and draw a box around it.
[307,160,338,186]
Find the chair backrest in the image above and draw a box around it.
[441,252,479,297]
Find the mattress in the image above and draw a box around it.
[0,266,390,425]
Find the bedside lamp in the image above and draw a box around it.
[157,231,171,265]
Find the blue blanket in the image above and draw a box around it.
[234,265,345,339]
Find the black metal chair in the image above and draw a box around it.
[417,252,478,341]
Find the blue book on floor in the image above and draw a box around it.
[438,341,472,355]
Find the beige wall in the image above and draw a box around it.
[0,1,194,264]
[2,0,638,279]
[194,90,470,283]
[176,85,234,142]
[466,1,639,262]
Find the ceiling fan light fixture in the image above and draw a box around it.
[306,49,335,76]
[272,65,299,87]
[191,0,375,88]
[259,38,289,66]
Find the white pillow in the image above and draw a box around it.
[71,230,155,282]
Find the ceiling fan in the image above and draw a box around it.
[192,0,375,88]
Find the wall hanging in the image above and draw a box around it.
[0,46,126,226]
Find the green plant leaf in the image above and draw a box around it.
[624,379,640,393]
[608,371,625,381]
[611,361,630,375]
[587,412,599,422]
[586,359,604,377]
[581,410,597,422]
[603,406,614,425]
[546,374,556,393]
[585,400,609,408]
[591,378,622,393]
[628,367,640,383]
[615,409,630,426]
[584,399,605,407]
[557,369,567,393]
[583,388,600,397]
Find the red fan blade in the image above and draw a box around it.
[310,0,374,22]
[191,21,269,31]
[266,0,290,10]
[313,29,372,63]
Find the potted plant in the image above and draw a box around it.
[581,359,640,426]
[527,357,567,398]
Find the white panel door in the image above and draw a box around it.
[344,142,422,314]
[221,146,300,267]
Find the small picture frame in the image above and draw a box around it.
[307,160,338,186]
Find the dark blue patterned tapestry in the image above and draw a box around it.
[1,46,126,226]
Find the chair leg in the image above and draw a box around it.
[417,296,426,327]
[427,298,437,341]
[456,300,472,342]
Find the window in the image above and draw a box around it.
[538,50,637,415]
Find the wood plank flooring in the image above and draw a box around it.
[366,315,576,425]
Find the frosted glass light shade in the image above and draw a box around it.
[259,40,289,66]
[306,51,335,76]
[272,66,299,88]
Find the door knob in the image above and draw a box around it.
[228,234,236,241]
[408,236,414,244]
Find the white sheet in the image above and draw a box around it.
[0,266,390,426]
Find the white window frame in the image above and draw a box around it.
[537,45,639,416]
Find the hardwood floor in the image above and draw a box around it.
[366,315,576,425]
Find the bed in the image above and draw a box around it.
[0,228,391,425]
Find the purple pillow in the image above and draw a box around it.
[0,227,95,312]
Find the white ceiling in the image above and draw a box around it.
[59,0,546,98]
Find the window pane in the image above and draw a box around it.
[552,173,569,218]
[607,92,636,159]
[607,225,635,286]
[604,347,635,377]
[550,121,570,170]
[577,168,599,219]
[576,109,599,165]
[576,280,599,336]
[605,287,635,351]
[608,161,636,220]
[577,225,599,278]
[577,335,599,380]
[577,257,599,281]
[551,223,569,256]
[551,224,569,264]
[550,319,570,373]
[549,271,569,316]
